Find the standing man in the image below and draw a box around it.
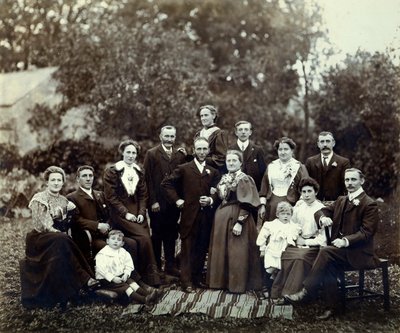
[162,137,220,292]
[143,125,187,277]
[231,120,267,191]
[284,168,379,319]
[67,165,138,267]
[305,131,350,202]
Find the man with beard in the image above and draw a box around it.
[143,125,187,277]
[305,132,350,202]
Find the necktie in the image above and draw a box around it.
[166,150,172,159]
[323,156,328,168]
[241,144,245,151]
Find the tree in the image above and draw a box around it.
[51,0,324,152]
[312,51,400,198]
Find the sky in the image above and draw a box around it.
[320,0,400,65]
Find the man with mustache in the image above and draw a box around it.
[144,126,188,277]
[67,165,138,267]
[305,131,350,202]
[284,168,379,320]
[162,137,220,292]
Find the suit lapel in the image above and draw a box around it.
[190,160,202,176]
[158,145,170,162]
[244,142,253,162]
[77,187,94,201]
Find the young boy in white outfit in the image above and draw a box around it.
[256,201,300,279]
[95,230,160,305]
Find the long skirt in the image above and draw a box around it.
[207,203,262,293]
[270,246,319,298]
[20,231,93,308]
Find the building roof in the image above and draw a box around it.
[0,67,58,107]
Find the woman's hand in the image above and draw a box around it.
[136,215,144,224]
[258,205,266,220]
[125,213,137,222]
[296,236,306,246]
[232,222,242,236]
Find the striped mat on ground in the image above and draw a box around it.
[122,289,293,319]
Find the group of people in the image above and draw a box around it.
[20,105,380,320]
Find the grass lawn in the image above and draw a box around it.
[0,216,399,333]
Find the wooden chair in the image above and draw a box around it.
[338,258,390,310]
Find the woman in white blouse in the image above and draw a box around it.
[259,137,309,221]
[103,139,160,286]
[270,177,326,301]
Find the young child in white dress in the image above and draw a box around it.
[256,201,300,279]
[95,230,160,305]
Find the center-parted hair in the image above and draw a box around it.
[118,139,141,155]
[273,137,296,151]
[197,104,218,122]
[43,166,66,182]
[226,149,243,163]
[298,177,320,193]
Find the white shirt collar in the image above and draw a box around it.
[348,187,364,201]
[321,152,334,164]
[80,187,93,199]
[161,144,172,153]
[194,158,205,172]
[237,139,249,151]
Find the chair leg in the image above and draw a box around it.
[358,269,365,296]
[338,270,346,309]
[381,262,390,311]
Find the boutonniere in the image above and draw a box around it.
[352,198,360,206]
[332,161,338,167]
[102,204,107,208]
[205,169,211,174]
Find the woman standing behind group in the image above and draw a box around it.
[103,139,160,286]
[259,137,309,221]
[20,166,98,308]
[207,150,263,293]
[194,105,229,172]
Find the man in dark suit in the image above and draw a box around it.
[231,120,266,191]
[284,168,379,319]
[162,137,220,292]
[143,125,187,276]
[67,165,138,267]
[305,131,350,202]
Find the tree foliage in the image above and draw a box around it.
[49,0,324,151]
[311,51,400,197]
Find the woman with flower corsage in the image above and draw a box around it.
[20,166,98,309]
[103,139,160,286]
[207,150,263,293]
[259,137,309,222]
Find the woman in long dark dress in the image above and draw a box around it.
[20,166,97,308]
[271,177,326,301]
[207,150,263,293]
[103,139,160,286]
[194,104,229,172]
